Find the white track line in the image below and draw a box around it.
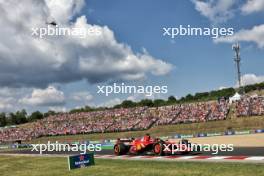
[94,155,264,163]
[207,156,229,160]
[177,156,197,159]
[244,157,264,160]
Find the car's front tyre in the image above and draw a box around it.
[114,143,128,155]
[153,142,165,156]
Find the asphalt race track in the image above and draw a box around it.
[100,147,264,156]
[1,147,263,156]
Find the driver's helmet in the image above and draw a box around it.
[143,133,151,142]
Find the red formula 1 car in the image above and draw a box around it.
[114,134,199,156]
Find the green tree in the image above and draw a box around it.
[120,100,136,108]
[167,96,177,104]
[29,111,43,121]
[43,110,56,117]
[15,109,28,124]
[138,99,154,107]
[185,94,194,101]
[194,92,209,100]
[0,113,7,127]
[9,112,18,125]
[153,99,166,107]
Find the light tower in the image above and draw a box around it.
[232,43,241,88]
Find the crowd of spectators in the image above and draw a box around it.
[236,96,264,117]
[0,97,249,142]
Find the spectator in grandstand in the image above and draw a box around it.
[0,99,231,142]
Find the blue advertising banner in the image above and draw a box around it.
[197,133,207,137]
[224,131,235,135]
[255,129,264,133]
[68,153,95,170]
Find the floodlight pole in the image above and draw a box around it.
[232,43,241,88]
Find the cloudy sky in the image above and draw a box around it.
[0,0,263,113]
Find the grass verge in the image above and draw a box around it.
[0,156,264,176]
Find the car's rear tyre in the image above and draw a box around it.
[196,145,201,152]
[180,139,189,145]
[179,139,190,154]
[153,142,164,156]
[114,143,128,155]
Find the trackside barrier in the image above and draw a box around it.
[172,129,264,140]
[206,132,222,137]
[174,135,181,139]
[104,128,261,145]
[58,129,264,145]
[197,133,207,137]
[160,136,170,140]
[0,145,9,149]
[180,134,194,138]
[89,141,100,144]
[234,130,251,135]
[255,129,264,133]
[109,140,116,143]
[224,131,235,135]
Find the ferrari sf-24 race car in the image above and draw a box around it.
[114,134,200,156]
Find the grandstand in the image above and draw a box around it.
[0,95,263,143]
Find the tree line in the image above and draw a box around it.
[71,87,237,111]
[0,110,56,127]
[69,82,264,111]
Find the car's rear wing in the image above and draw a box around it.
[116,138,133,143]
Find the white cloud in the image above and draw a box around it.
[0,97,14,111]
[19,86,65,106]
[241,74,264,86]
[127,92,165,102]
[0,87,21,97]
[191,0,237,23]
[45,0,85,24]
[241,0,264,14]
[127,95,137,101]
[99,98,121,107]
[0,0,173,88]
[215,24,264,48]
[0,88,30,112]
[71,91,93,102]
[49,106,67,112]
[219,86,227,90]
